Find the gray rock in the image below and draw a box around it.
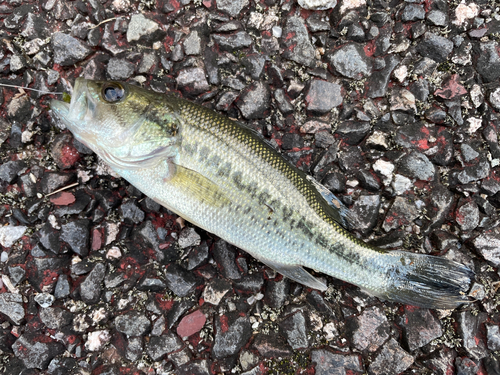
[176,67,210,97]
[455,357,479,375]
[350,195,381,236]
[178,360,211,375]
[216,0,249,17]
[178,227,201,249]
[335,121,371,145]
[455,198,479,232]
[146,331,183,361]
[477,42,500,83]
[368,338,414,375]
[367,55,400,98]
[311,350,362,375]
[486,324,500,351]
[115,311,151,336]
[8,266,25,286]
[348,306,390,352]
[126,336,143,362]
[416,32,453,63]
[427,10,448,26]
[80,263,106,304]
[426,184,454,231]
[279,311,308,350]
[242,54,265,80]
[213,31,253,51]
[120,200,145,224]
[54,275,71,299]
[12,334,64,370]
[458,310,488,360]
[126,13,160,43]
[282,17,316,67]
[398,152,435,181]
[0,160,26,183]
[0,293,25,325]
[52,32,91,66]
[40,307,73,330]
[213,312,252,358]
[456,158,490,184]
[401,4,425,21]
[137,52,158,74]
[263,278,289,309]
[274,89,294,115]
[164,264,198,297]
[329,43,373,79]
[382,196,419,232]
[184,31,201,55]
[461,144,480,162]
[252,333,292,357]
[40,172,74,195]
[472,231,500,266]
[107,58,135,80]
[236,81,271,120]
[60,219,90,257]
[401,307,443,351]
[305,80,342,115]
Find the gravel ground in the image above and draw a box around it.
[0,0,500,374]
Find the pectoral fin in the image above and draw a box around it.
[169,164,230,208]
[260,258,328,291]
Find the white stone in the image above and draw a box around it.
[85,330,111,351]
[272,26,282,38]
[203,283,230,305]
[106,246,122,259]
[247,12,264,29]
[91,308,107,324]
[392,174,412,195]
[298,0,337,10]
[323,322,338,341]
[466,117,482,134]
[21,130,33,143]
[34,293,55,308]
[470,84,484,108]
[393,65,408,83]
[489,87,500,111]
[373,159,395,186]
[105,222,120,245]
[340,0,366,14]
[10,55,23,72]
[454,3,479,25]
[390,89,416,113]
[0,225,27,248]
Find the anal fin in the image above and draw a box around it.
[260,258,328,291]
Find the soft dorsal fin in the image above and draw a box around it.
[306,175,354,229]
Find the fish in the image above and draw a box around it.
[50,78,474,309]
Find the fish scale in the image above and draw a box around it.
[50,79,474,309]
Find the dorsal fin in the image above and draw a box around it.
[306,175,354,229]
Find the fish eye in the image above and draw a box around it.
[101,82,125,103]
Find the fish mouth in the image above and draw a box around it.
[50,78,91,131]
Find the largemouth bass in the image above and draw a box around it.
[50,78,473,309]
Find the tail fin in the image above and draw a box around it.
[376,251,474,309]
